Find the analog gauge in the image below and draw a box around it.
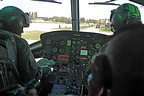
[59,48,65,53]
[59,40,65,45]
[95,43,101,49]
[72,45,76,49]
[52,47,58,53]
[72,41,76,44]
[45,39,52,45]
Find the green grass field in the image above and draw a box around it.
[22,30,44,40]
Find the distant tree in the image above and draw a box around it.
[41,17,50,21]
[99,19,106,25]
[80,17,85,23]
[33,12,38,20]
[86,19,96,24]
[28,12,109,25]
[29,12,38,21]
[28,12,33,21]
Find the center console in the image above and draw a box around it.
[40,30,110,96]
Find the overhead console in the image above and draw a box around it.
[40,30,111,96]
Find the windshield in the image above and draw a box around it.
[0,0,143,44]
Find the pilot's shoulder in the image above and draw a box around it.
[13,34,29,45]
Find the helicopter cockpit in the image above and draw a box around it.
[0,0,143,96]
[30,30,110,95]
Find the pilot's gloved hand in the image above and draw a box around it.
[36,58,52,80]
[37,58,57,67]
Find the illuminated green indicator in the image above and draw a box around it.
[67,40,71,46]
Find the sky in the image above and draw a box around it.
[0,0,144,21]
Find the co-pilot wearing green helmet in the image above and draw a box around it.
[0,6,29,36]
[0,6,52,85]
[110,3,142,33]
[87,3,142,96]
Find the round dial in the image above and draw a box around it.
[59,40,65,45]
[52,47,58,53]
[95,43,101,49]
[45,39,52,45]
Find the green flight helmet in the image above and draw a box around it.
[0,6,30,35]
[110,3,142,33]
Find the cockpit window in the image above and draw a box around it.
[0,0,144,44]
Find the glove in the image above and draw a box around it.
[37,58,56,67]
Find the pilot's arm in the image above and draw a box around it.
[15,35,43,84]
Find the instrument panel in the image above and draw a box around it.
[40,30,111,95]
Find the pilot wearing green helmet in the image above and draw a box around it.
[110,3,142,33]
[0,6,52,88]
[0,6,30,36]
[86,3,143,96]
[99,3,142,52]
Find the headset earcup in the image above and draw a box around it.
[6,16,23,35]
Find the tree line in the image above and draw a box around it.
[29,12,110,25]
